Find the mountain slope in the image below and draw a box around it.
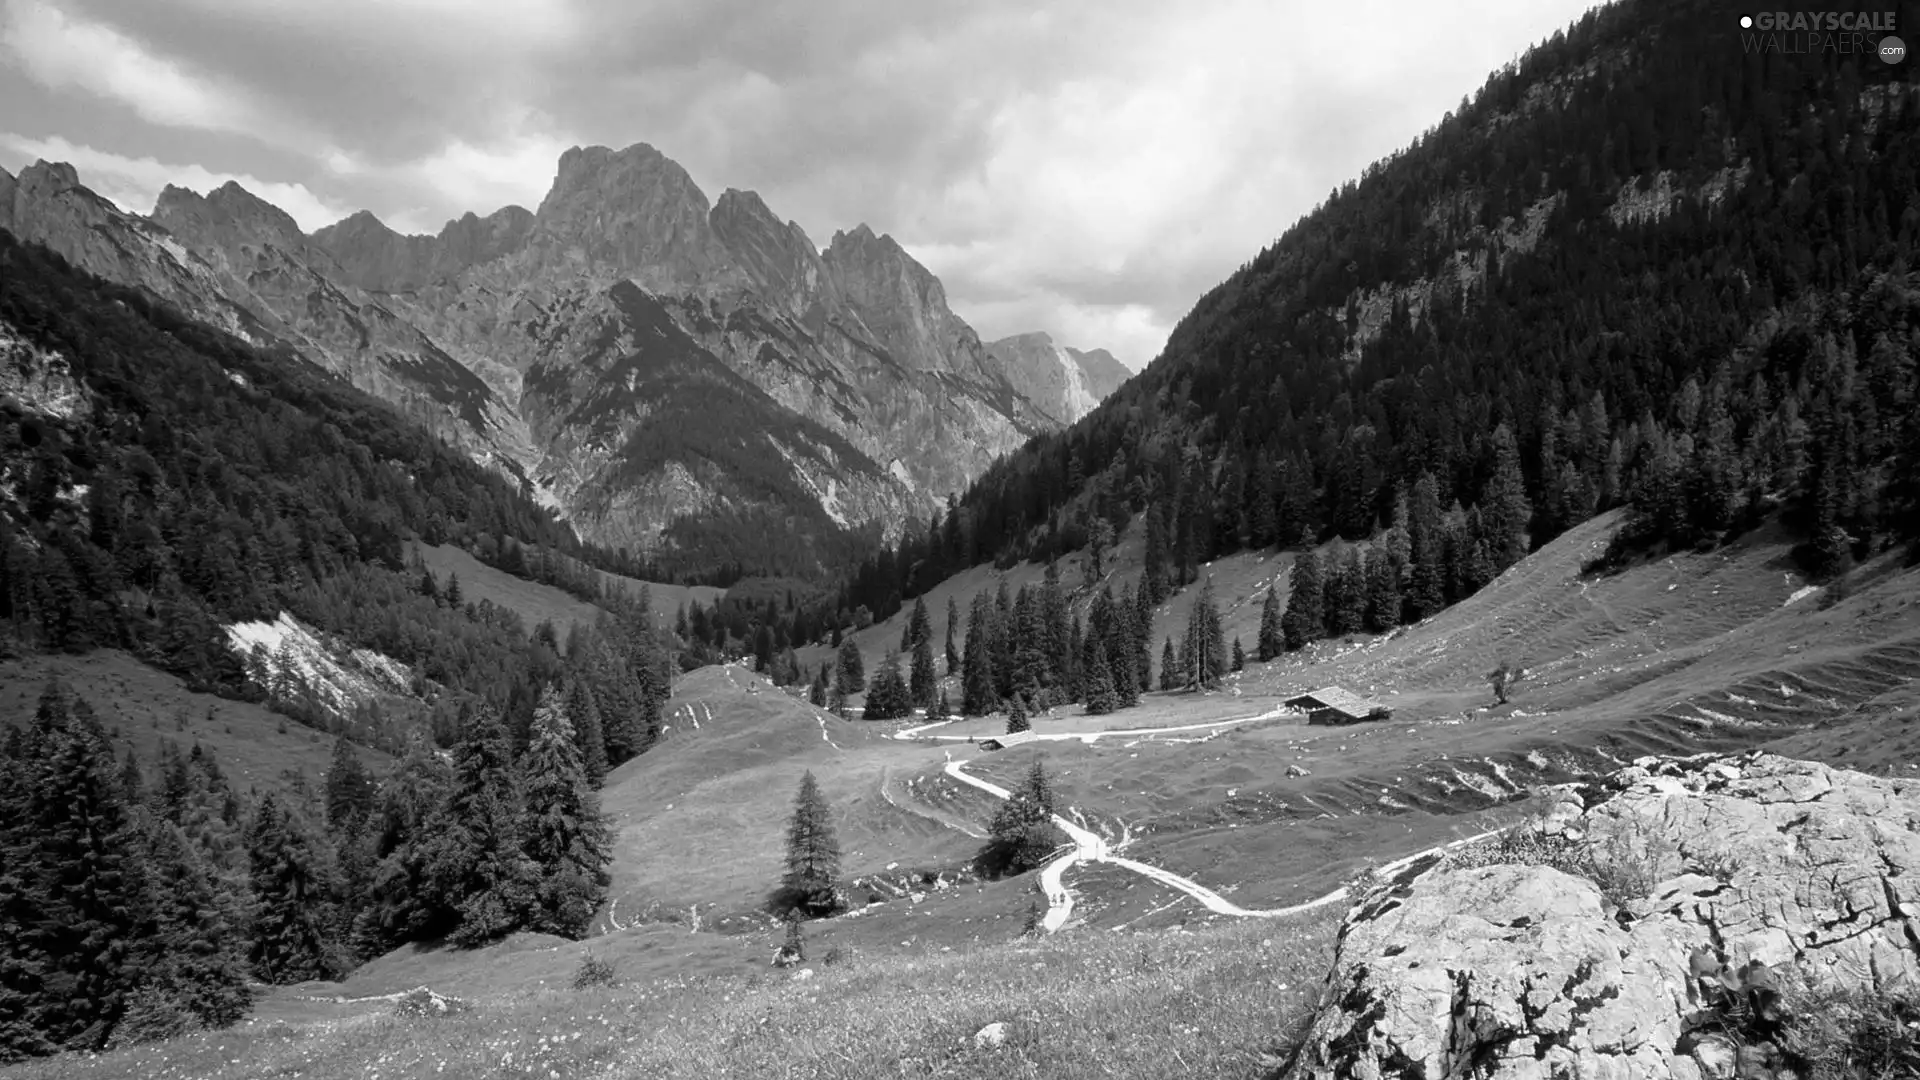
[986,332,1133,424]
[844,0,1920,625]
[3,142,1071,578]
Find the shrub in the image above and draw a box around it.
[572,953,619,990]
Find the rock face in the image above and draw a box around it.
[1283,752,1920,1080]
[0,145,1115,569]
[985,332,1133,424]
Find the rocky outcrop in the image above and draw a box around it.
[1283,752,1920,1080]
[985,331,1130,424]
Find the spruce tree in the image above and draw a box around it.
[1482,423,1534,572]
[520,687,613,938]
[323,736,375,835]
[246,795,337,983]
[961,592,997,715]
[1159,637,1179,690]
[122,814,252,1043]
[929,688,952,722]
[1131,580,1155,692]
[1257,585,1283,661]
[909,598,937,706]
[563,678,609,788]
[864,649,913,720]
[1184,577,1226,689]
[1281,550,1324,651]
[1082,637,1116,715]
[422,715,537,947]
[1406,472,1447,621]
[1232,637,1246,672]
[781,772,841,916]
[809,665,829,708]
[1006,693,1031,733]
[980,761,1065,877]
[1364,549,1402,633]
[945,596,961,673]
[6,683,147,1055]
[834,638,866,696]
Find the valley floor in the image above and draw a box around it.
[7,512,1919,1079]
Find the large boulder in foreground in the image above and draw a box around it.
[1282,752,1920,1080]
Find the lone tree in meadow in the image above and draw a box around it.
[978,760,1066,878]
[779,771,842,917]
[1487,660,1522,705]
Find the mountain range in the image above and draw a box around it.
[0,144,1130,576]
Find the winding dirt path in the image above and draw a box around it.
[942,756,1504,932]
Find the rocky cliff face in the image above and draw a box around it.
[1,145,1116,571]
[985,332,1133,424]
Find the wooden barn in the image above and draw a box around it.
[975,730,1043,751]
[1284,687,1392,725]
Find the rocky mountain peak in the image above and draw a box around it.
[153,180,304,251]
[530,142,742,291]
[710,187,829,315]
[17,160,82,194]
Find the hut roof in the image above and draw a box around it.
[1283,686,1386,720]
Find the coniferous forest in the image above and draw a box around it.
[0,235,658,1059]
[835,0,1920,631]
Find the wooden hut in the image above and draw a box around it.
[1284,687,1391,725]
[976,730,1043,751]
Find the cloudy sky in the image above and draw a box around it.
[0,0,1598,369]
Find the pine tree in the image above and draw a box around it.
[1232,637,1246,672]
[5,683,148,1054]
[1406,472,1447,621]
[908,598,937,706]
[1082,636,1116,715]
[864,649,913,720]
[246,795,337,983]
[121,813,252,1043]
[781,772,841,916]
[422,714,537,947]
[444,572,462,607]
[980,761,1065,877]
[1327,547,1368,636]
[1482,423,1533,572]
[1282,550,1324,651]
[1131,580,1155,692]
[945,596,961,673]
[1006,694,1031,733]
[1257,585,1283,661]
[1184,577,1226,689]
[809,665,828,708]
[834,638,866,696]
[324,736,375,835]
[1159,637,1179,690]
[563,678,609,788]
[929,688,952,722]
[1364,549,1402,633]
[961,592,997,715]
[520,687,613,938]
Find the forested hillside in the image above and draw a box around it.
[833,0,1920,630]
[0,234,677,1058]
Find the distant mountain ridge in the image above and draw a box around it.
[985,331,1133,425]
[0,144,1128,576]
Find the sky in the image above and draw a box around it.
[0,0,1601,370]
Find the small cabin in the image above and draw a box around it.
[976,730,1042,751]
[1284,687,1391,726]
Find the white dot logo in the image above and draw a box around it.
[1740,14,1753,28]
